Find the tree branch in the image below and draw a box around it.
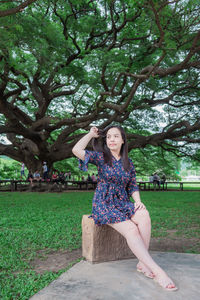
[0,0,38,17]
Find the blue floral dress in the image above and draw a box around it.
[79,150,139,226]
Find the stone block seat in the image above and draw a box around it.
[82,215,135,263]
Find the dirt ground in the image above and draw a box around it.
[31,236,199,274]
[31,248,82,274]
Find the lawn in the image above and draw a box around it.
[0,191,199,299]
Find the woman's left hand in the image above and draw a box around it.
[135,201,146,210]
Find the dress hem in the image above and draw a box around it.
[88,213,135,226]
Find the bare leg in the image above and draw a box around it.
[131,209,151,248]
[131,209,153,277]
[108,220,177,290]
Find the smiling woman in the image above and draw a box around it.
[106,128,124,157]
[72,125,178,291]
[92,125,130,171]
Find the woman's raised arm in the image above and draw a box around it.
[72,127,99,161]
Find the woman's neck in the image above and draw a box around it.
[110,150,121,159]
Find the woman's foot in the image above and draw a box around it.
[137,262,155,279]
[154,271,178,291]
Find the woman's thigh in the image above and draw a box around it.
[108,220,139,238]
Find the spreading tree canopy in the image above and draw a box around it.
[0,0,200,171]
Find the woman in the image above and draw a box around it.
[51,170,59,183]
[72,125,178,291]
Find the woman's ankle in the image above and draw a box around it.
[153,268,168,278]
[149,264,165,275]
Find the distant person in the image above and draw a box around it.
[20,163,25,179]
[91,173,97,189]
[161,174,166,184]
[153,173,160,190]
[52,170,59,183]
[87,174,92,182]
[33,171,41,182]
[27,171,33,186]
[149,174,154,183]
[58,172,65,184]
[91,173,97,182]
[42,162,48,180]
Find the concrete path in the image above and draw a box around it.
[30,252,200,300]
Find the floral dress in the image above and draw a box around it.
[79,150,139,226]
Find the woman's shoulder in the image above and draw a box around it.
[128,157,134,164]
[128,158,136,168]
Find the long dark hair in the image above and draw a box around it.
[92,125,130,171]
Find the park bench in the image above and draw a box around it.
[137,181,184,191]
[0,180,30,191]
[0,179,97,192]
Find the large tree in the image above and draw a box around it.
[0,0,200,172]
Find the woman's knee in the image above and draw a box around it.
[125,223,140,239]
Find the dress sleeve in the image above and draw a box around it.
[78,150,99,171]
[126,161,139,197]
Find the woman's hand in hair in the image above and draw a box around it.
[89,127,99,138]
[72,127,99,160]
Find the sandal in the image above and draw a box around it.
[154,277,178,291]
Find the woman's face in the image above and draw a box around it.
[106,127,124,153]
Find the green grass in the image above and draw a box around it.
[168,183,200,191]
[0,191,200,299]
[182,183,200,191]
[146,192,200,239]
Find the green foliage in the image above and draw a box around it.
[0,0,199,168]
[129,146,181,180]
[0,157,24,179]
